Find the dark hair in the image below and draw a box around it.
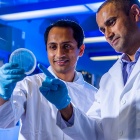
[97,0,140,15]
[44,19,84,49]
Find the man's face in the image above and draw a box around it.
[96,3,139,54]
[46,27,84,75]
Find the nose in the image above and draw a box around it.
[55,47,65,58]
[105,28,114,41]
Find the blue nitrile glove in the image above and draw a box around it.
[38,64,71,110]
[0,63,26,100]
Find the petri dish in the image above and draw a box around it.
[9,48,37,75]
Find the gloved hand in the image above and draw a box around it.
[0,63,26,100]
[38,64,71,110]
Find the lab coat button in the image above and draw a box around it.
[119,131,123,136]
[121,100,126,105]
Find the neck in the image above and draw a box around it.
[126,47,139,61]
[127,54,135,61]
[53,70,75,82]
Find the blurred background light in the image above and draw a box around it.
[84,36,106,43]
[90,55,121,61]
[86,2,103,12]
[0,2,103,21]
[0,5,89,21]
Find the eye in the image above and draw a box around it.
[48,45,57,50]
[107,17,117,27]
[63,44,72,50]
[100,28,105,34]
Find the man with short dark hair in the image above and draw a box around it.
[0,19,97,140]
[38,0,140,139]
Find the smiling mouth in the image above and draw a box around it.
[55,60,69,65]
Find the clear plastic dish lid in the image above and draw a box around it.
[9,48,37,75]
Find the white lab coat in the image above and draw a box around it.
[0,66,97,140]
[57,55,140,140]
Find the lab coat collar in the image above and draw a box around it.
[108,58,124,90]
[120,48,140,86]
[42,66,85,85]
[108,52,140,97]
[125,55,140,86]
[108,47,140,87]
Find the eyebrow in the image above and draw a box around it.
[99,16,117,32]
[47,42,56,45]
[62,41,74,44]
[48,41,74,45]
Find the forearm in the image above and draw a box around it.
[57,106,98,140]
[60,103,73,121]
[0,89,26,128]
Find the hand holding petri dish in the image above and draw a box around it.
[9,48,37,75]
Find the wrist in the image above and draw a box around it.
[0,97,8,106]
[60,103,73,121]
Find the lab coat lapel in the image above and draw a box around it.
[108,59,124,91]
[119,56,140,98]
[125,56,140,86]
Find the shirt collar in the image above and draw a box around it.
[121,48,140,64]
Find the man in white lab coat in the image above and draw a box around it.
[36,0,140,140]
[0,20,97,140]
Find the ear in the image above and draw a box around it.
[130,4,140,22]
[78,44,85,57]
